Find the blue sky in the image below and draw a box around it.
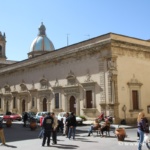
[0,0,150,61]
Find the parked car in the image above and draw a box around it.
[35,111,48,123]
[3,113,22,121]
[22,112,37,121]
[0,114,4,119]
[57,112,83,125]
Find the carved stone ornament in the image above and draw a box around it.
[107,58,116,70]
[127,74,143,87]
[55,78,59,86]
[20,83,27,91]
[66,70,76,85]
[85,70,93,82]
[4,84,11,93]
[40,77,48,89]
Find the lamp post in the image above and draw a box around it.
[122,105,126,125]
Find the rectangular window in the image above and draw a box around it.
[32,97,35,107]
[55,93,59,109]
[13,97,16,109]
[132,90,139,110]
[86,90,92,108]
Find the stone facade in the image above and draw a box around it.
[0,29,150,124]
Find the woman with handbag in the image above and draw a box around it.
[137,112,150,150]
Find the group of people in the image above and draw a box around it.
[87,118,110,137]
[38,111,77,147]
[1,110,150,149]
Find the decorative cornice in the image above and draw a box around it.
[111,40,150,59]
[0,41,111,75]
[81,81,96,87]
[63,85,80,94]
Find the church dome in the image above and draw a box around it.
[30,22,55,52]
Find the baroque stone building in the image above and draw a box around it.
[0,23,150,124]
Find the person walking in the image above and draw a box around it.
[38,113,46,139]
[42,112,53,147]
[23,112,28,127]
[63,112,69,137]
[0,118,6,146]
[51,112,58,144]
[137,112,150,150]
[68,112,77,140]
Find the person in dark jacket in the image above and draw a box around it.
[68,112,77,139]
[137,112,150,150]
[23,112,28,127]
[42,112,53,147]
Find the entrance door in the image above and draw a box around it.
[43,98,47,111]
[69,96,76,114]
[86,90,92,108]
[22,99,25,112]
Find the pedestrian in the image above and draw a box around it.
[68,112,77,139]
[42,112,53,147]
[57,118,63,133]
[38,113,46,139]
[0,118,6,146]
[63,112,69,137]
[51,112,58,144]
[137,112,150,150]
[23,112,28,127]
[87,118,100,136]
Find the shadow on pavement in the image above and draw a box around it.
[51,144,79,149]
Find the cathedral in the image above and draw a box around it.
[0,22,150,124]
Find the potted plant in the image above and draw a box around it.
[29,117,37,130]
[6,119,12,127]
[115,127,126,141]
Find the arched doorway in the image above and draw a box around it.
[43,98,47,111]
[69,96,76,114]
[22,99,25,112]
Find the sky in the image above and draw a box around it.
[0,0,150,61]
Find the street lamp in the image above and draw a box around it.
[122,105,127,125]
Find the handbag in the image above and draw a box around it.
[144,133,150,143]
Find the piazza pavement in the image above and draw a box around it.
[0,121,148,150]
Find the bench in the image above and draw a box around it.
[92,124,110,137]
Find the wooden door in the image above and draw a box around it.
[86,90,92,108]
[70,96,76,114]
[132,90,139,110]
[43,98,47,111]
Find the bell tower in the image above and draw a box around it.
[0,31,7,60]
